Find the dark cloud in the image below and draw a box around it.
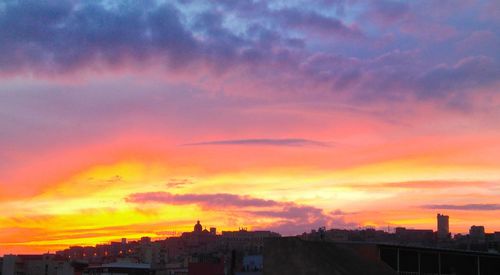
[0,0,298,76]
[0,0,498,103]
[371,1,411,24]
[422,204,500,211]
[417,56,500,98]
[0,1,197,73]
[275,8,362,37]
[213,0,353,34]
[183,138,330,147]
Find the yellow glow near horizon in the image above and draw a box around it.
[1,145,500,255]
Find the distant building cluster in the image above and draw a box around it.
[1,215,500,275]
[302,214,500,253]
[1,220,279,275]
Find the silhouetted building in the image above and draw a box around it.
[221,229,280,252]
[1,254,79,275]
[140,236,151,244]
[495,232,500,241]
[210,227,217,235]
[437,213,450,240]
[470,225,486,242]
[38,218,500,274]
[395,227,434,244]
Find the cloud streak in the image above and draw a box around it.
[345,180,495,190]
[183,138,330,147]
[422,204,500,211]
[126,192,280,208]
[166,178,194,189]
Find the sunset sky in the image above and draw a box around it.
[1,0,500,255]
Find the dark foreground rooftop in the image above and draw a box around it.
[263,237,396,275]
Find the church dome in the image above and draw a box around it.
[194,220,202,233]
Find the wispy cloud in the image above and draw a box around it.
[422,204,500,211]
[343,180,495,190]
[166,178,194,188]
[183,138,330,147]
[125,192,280,208]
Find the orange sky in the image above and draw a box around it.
[1,100,500,255]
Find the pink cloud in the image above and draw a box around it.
[126,191,357,235]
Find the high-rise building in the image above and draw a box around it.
[437,213,449,240]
